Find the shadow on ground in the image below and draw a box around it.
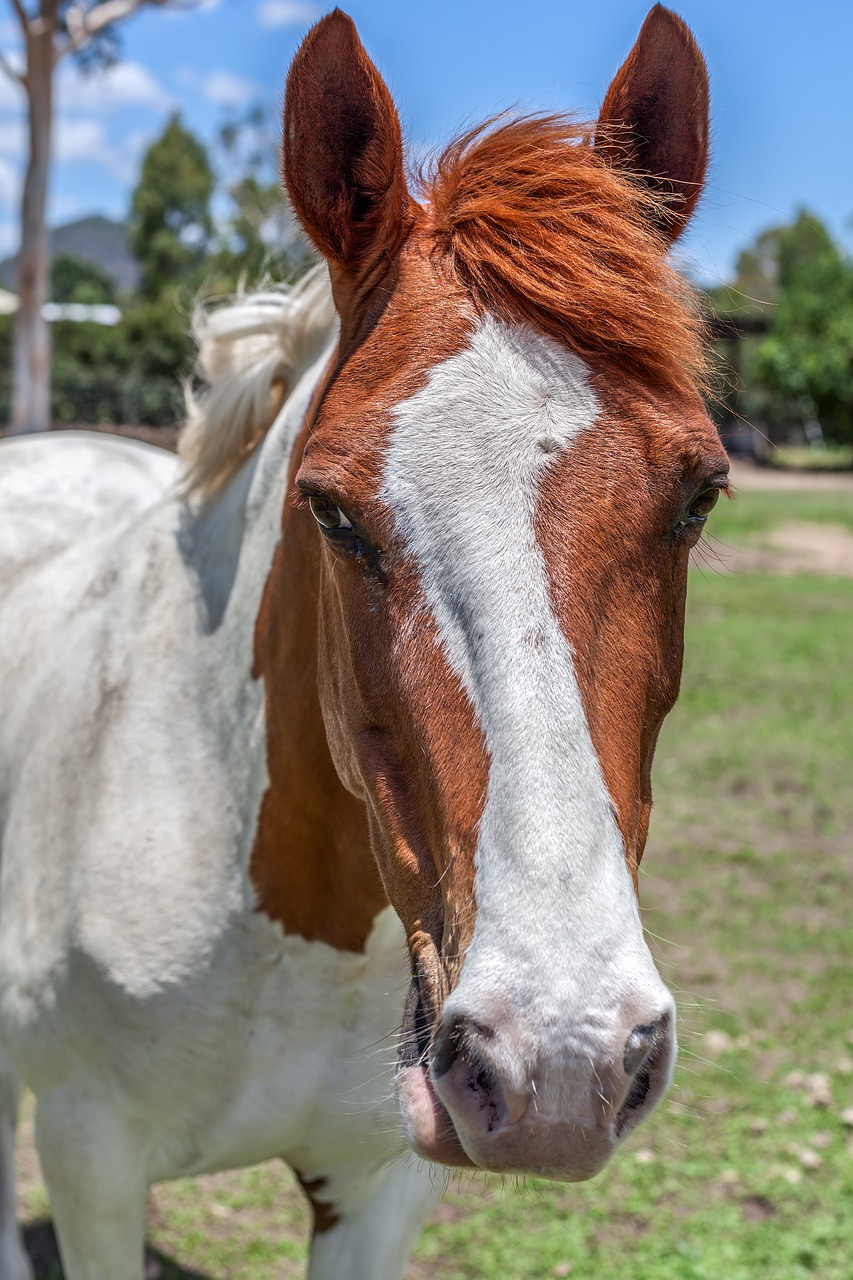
[24,1220,213,1280]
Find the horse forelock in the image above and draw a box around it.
[421,113,708,399]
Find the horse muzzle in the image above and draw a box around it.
[397,985,676,1181]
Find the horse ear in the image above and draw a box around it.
[284,10,411,313]
[595,5,709,244]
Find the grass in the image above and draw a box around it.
[711,487,853,537]
[766,445,853,473]
[17,487,853,1279]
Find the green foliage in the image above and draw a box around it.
[1,109,320,428]
[48,295,193,425]
[50,253,116,305]
[0,300,190,427]
[214,174,312,289]
[128,113,215,301]
[753,212,853,445]
[212,103,315,291]
[708,213,853,448]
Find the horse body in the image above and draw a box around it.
[0,8,726,1279]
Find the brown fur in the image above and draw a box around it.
[537,378,726,875]
[249,368,388,954]
[282,9,416,351]
[287,239,486,1013]
[249,237,486,991]
[423,112,707,399]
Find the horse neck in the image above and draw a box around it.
[246,376,389,954]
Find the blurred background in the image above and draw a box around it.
[2,2,852,1278]
[1,0,852,458]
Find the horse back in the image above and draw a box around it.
[0,432,176,581]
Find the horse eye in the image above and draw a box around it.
[308,496,354,532]
[673,485,723,538]
[688,488,720,522]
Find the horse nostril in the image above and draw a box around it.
[431,1013,493,1079]
[623,1020,662,1077]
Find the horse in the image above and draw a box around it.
[0,7,727,1278]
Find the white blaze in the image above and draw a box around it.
[382,318,666,1063]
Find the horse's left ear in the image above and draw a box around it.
[595,5,709,243]
[284,10,412,324]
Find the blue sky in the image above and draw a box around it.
[1,0,851,283]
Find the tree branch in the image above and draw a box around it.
[7,0,31,37]
[57,0,175,61]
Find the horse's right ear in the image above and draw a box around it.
[284,10,411,315]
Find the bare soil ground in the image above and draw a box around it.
[711,520,853,578]
[728,458,853,494]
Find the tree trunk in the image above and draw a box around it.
[9,22,53,436]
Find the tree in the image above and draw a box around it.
[213,102,313,290]
[128,113,215,300]
[0,1,198,435]
[707,213,853,449]
[753,212,853,446]
[51,252,115,304]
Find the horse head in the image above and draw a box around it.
[282,6,727,1181]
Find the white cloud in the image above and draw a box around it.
[0,113,152,187]
[55,118,109,163]
[0,114,136,177]
[0,119,23,155]
[201,70,259,106]
[0,58,25,110]
[174,66,260,106]
[174,65,198,90]
[164,0,220,15]
[257,2,319,30]
[58,59,172,114]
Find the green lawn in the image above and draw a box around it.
[711,487,853,538]
[18,487,853,1279]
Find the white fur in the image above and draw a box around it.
[0,283,440,1279]
[382,319,672,1093]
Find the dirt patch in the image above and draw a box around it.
[713,521,853,578]
[728,459,853,493]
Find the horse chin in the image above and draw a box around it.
[397,1062,474,1168]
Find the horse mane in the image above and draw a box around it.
[421,114,707,397]
[180,263,337,498]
